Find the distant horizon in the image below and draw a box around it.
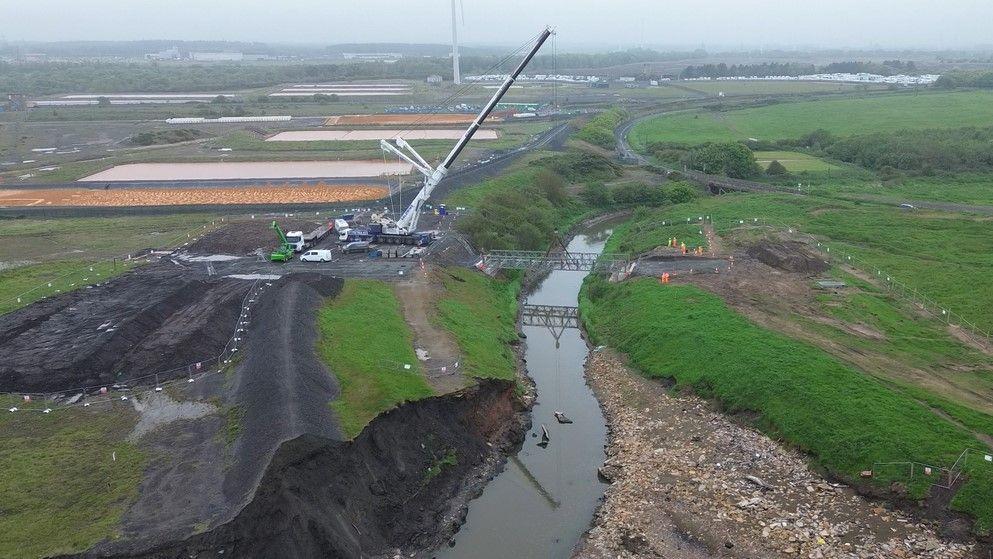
[3,38,993,56]
[3,0,992,51]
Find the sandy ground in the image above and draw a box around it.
[325,114,499,126]
[394,268,467,395]
[78,160,413,182]
[576,348,974,559]
[266,129,498,142]
[0,184,387,207]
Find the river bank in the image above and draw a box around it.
[431,219,617,558]
[576,348,975,559]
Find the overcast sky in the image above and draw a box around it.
[2,0,992,50]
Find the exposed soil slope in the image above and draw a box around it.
[0,264,250,393]
[64,380,522,559]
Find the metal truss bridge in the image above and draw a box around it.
[521,303,580,344]
[479,250,631,272]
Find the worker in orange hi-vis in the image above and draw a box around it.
[661,272,670,284]
[681,242,687,255]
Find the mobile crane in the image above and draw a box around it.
[269,221,294,262]
[367,27,554,242]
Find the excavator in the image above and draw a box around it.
[269,221,294,262]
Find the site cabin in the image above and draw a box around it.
[300,249,333,263]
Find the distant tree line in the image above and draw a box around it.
[773,127,993,175]
[0,60,455,95]
[680,60,918,79]
[935,71,993,89]
[0,47,713,96]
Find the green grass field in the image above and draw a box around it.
[803,172,993,206]
[435,268,520,380]
[0,397,146,558]
[580,278,993,532]
[611,193,993,333]
[0,213,219,315]
[0,260,136,316]
[680,80,889,96]
[443,156,544,208]
[317,280,434,438]
[630,91,993,147]
[754,150,840,172]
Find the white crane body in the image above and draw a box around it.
[378,27,553,235]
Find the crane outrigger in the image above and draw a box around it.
[374,27,553,238]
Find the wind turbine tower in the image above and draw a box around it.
[451,0,461,85]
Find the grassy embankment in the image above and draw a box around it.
[580,278,993,532]
[0,213,218,316]
[435,267,521,380]
[575,108,627,149]
[316,271,522,435]
[0,396,146,558]
[317,280,433,438]
[804,173,993,206]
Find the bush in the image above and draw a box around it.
[612,182,667,207]
[530,152,622,183]
[535,169,569,206]
[684,142,761,178]
[765,160,791,176]
[129,128,204,146]
[581,183,615,208]
[665,181,699,203]
[576,108,627,149]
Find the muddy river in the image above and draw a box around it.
[434,221,615,559]
[78,160,413,182]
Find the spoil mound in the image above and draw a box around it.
[0,264,251,393]
[747,241,829,275]
[67,380,520,559]
[187,218,325,255]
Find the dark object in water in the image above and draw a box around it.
[554,411,573,424]
[537,424,550,448]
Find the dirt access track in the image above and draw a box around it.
[0,184,387,207]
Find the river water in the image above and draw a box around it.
[434,221,615,559]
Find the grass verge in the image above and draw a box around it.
[317,280,433,438]
[0,397,146,558]
[435,267,521,380]
[0,260,136,316]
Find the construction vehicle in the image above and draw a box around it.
[285,221,335,252]
[269,221,294,262]
[368,27,553,243]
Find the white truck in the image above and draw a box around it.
[286,221,334,252]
